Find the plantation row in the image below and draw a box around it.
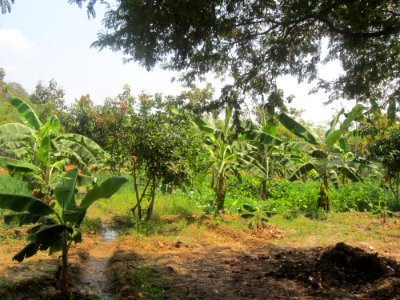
[0,91,398,217]
[0,84,398,295]
[0,173,390,217]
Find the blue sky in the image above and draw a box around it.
[0,0,353,124]
[0,1,182,101]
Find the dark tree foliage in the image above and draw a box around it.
[0,0,14,14]
[367,124,400,208]
[68,0,100,18]
[93,0,400,108]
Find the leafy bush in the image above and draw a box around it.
[253,178,391,214]
[266,180,320,213]
[330,180,390,212]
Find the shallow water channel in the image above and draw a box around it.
[100,227,118,241]
[81,226,118,299]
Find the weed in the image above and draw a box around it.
[81,217,103,233]
[284,210,300,220]
[305,207,328,220]
[128,264,167,299]
[0,277,12,289]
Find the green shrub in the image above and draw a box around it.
[330,180,390,212]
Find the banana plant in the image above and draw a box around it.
[279,104,364,211]
[241,112,294,200]
[239,203,276,229]
[179,105,251,213]
[0,169,127,295]
[0,97,107,203]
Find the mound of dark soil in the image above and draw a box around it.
[317,242,398,284]
[271,242,400,298]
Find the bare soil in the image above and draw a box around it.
[0,215,399,299]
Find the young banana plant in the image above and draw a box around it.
[279,104,364,211]
[240,112,293,200]
[174,105,251,213]
[0,97,107,203]
[0,169,127,295]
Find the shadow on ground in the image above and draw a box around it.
[108,242,400,299]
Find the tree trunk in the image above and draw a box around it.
[317,177,329,212]
[131,158,142,219]
[260,180,267,200]
[215,174,226,213]
[146,177,158,220]
[60,231,69,296]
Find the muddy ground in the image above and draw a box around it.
[0,216,399,299]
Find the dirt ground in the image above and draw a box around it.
[0,215,399,299]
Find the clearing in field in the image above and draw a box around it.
[0,211,399,299]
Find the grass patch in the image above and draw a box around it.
[128,264,167,299]
[154,191,203,216]
[269,212,399,250]
[115,215,192,239]
[109,251,177,299]
[0,277,12,289]
[0,174,30,196]
[80,217,103,234]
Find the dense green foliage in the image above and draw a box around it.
[0,97,107,204]
[0,169,127,294]
[0,70,398,219]
[94,0,400,109]
[282,105,364,211]
[367,124,400,209]
[1,4,400,297]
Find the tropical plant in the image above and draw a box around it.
[279,105,364,211]
[239,203,275,229]
[367,124,400,210]
[0,168,127,295]
[0,97,107,204]
[241,110,293,200]
[186,105,252,213]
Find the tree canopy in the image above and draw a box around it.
[93,0,400,108]
[1,0,99,17]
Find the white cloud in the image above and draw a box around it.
[0,29,33,52]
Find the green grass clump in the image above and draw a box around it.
[330,179,392,212]
[127,263,169,299]
[154,191,203,215]
[80,217,103,233]
[0,174,30,196]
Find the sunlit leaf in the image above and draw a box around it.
[8,97,41,131]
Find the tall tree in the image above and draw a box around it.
[30,80,65,107]
[94,0,400,108]
[129,93,194,220]
[63,95,98,139]
[30,79,67,119]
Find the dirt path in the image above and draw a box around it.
[79,228,119,299]
[0,214,399,299]
[109,221,400,299]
